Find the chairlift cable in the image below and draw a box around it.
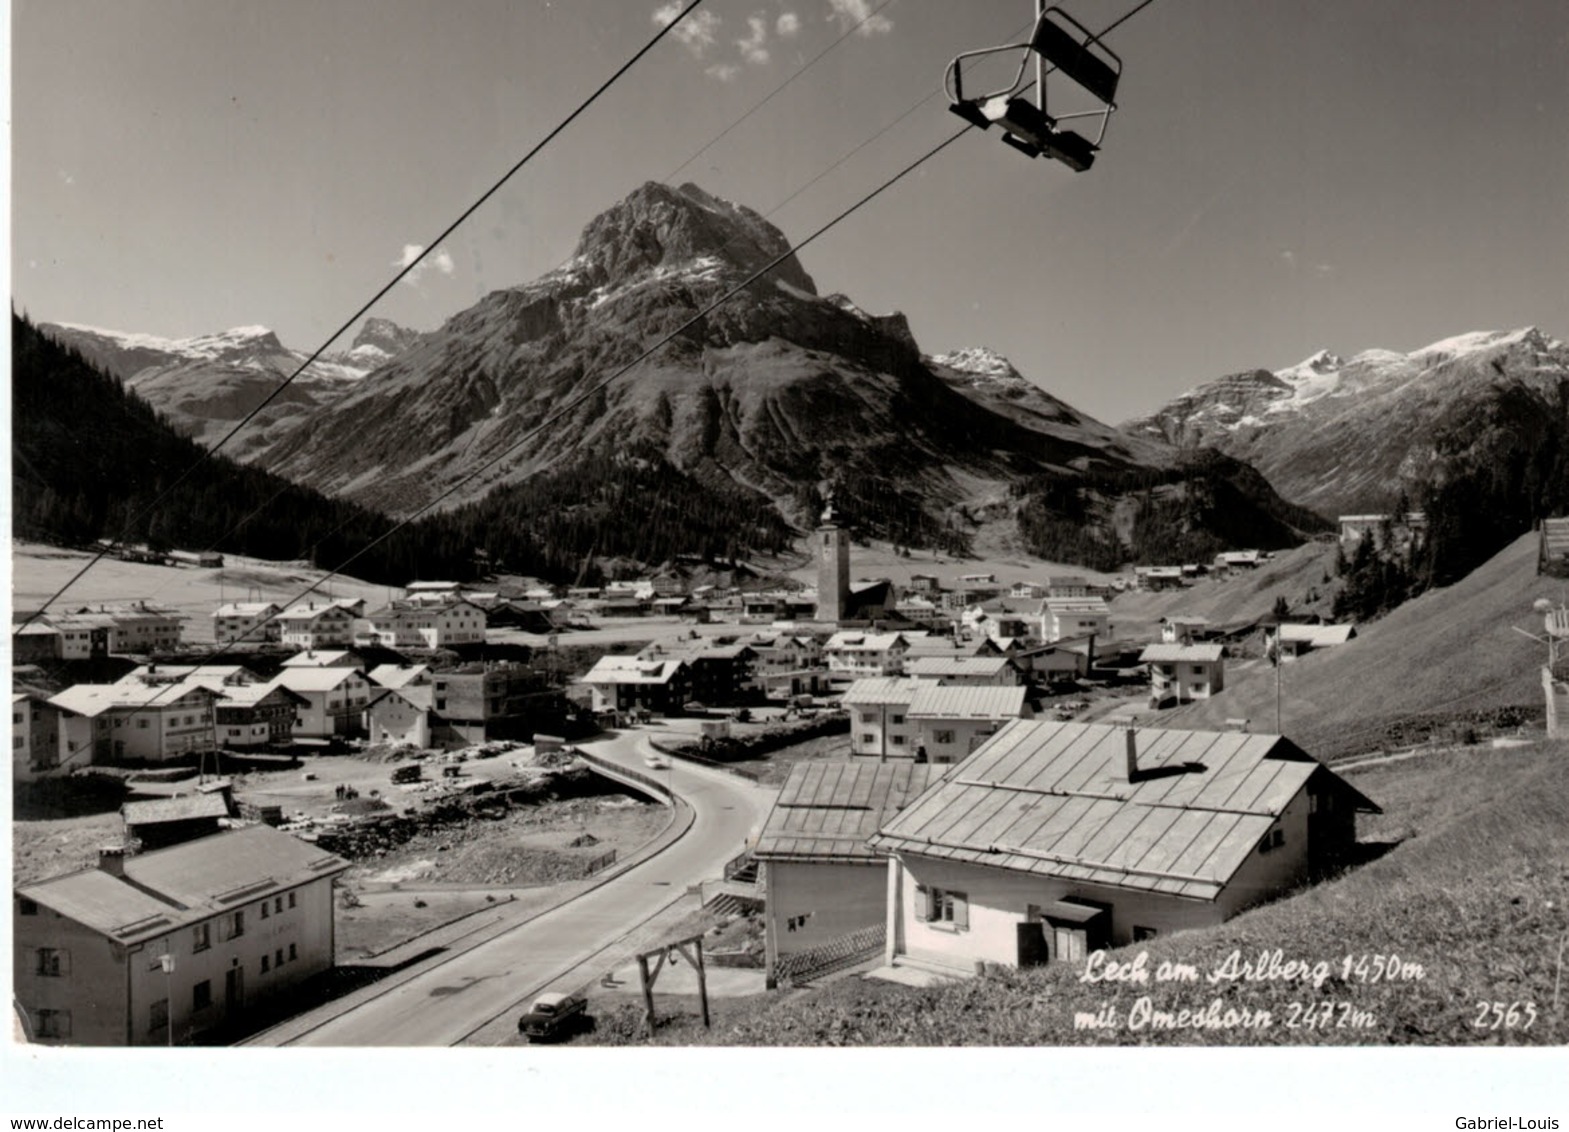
[15,0,710,637]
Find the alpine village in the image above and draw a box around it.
[14,184,1569,1044]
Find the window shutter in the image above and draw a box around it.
[914,883,931,922]
[952,892,969,930]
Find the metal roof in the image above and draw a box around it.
[1278,624,1357,647]
[839,677,921,707]
[122,793,231,826]
[369,664,431,689]
[281,650,362,668]
[755,761,934,863]
[270,667,366,692]
[1139,643,1225,663]
[18,827,349,943]
[906,656,1013,678]
[906,683,1029,721]
[869,721,1337,901]
[582,656,686,685]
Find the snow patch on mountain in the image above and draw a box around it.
[929,346,1024,383]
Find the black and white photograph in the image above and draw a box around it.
[6,0,1568,1124]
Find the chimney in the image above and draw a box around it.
[99,846,128,878]
[1125,727,1142,784]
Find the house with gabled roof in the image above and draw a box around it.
[14,826,351,1045]
[868,721,1379,978]
[269,666,373,738]
[275,600,359,651]
[13,692,66,780]
[754,761,934,987]
[212,602,282,645]
[1139,643,1226,706]
[580,655,691,716]
[50,681,223,766]
[280,649,365,669]
[907,683,1033,765]
[1269,623,1358,661]
[905,655,1021,687]
[1042,597,1110,643]
[823,631,918,678]
[841,677,922,758]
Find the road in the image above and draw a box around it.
[257,728,776,1047]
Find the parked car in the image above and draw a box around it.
[517,992,590,1043]
[643,753,671,770]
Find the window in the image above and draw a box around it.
[192,923,211,952]
[1258,827,1285,854]
[19,898,38,916]
[890,735,906,746]
[932,729,956,745]
[149,998,169,1033]
[276,948,285,967]
[227,911,245,940]
[275,896,284,914]
[288,943,297,962]
[36,948,68,976]
[261,955,270,973]
[287,892,296,909]
[35,1009,71,1039]
[785,913,811,932]
[890,714,905,725]
[860,733,875,746]
[1133,926,1158,942]
[916,885,969,929]
[260,901,269,920]
[12,736,23,750]
[193,981,212,1011]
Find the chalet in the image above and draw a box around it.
[1270,623,1358,661]
[1042,597,1110,643]
[50,682,223,765]
[824,631,917,679]
[1160,614,1210,645]
[754,761,934,988]
[269,667,374,739]
[905,656,1021,687]
[1139,643,1226,706]
[580,656,691,717]
[842,677,921,758]
[893,595,945,625]
[213,683,308,749]
[742,590,817,623]
[404,580,463,601]
[14,826,351,1045]
[903,634,1001,661]
[68,602,185,655]
[1010,640,1092,684]
[637,642,758,707]
[905,574,941,595]
[483,600,560,634]
[276,601,359,651]
[365,688,431,748]
[353,599,486,649]
[13,693,66,781]
[868,721,1379,978]
[13,621,66,664]
[116,664,262,688]
[1008,581,1046,599]
[1133,566,1185,592]
[744,633,828,700]
[121,793,232,850]
[962,599,1036,645]
[907,683,1032,765]
[1045,575,1093,599]
[212,602,282,646]
[40,613,114,660]
[368,663,433,703]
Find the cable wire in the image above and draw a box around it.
[15,0,709,637]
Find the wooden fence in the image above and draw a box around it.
[774,923,886,985]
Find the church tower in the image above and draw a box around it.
[816,496,851,625]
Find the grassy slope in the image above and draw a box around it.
[1160,533,1545,758]
[587,743,1569,1046]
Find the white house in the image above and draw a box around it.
[275,601,359,651]
[868,721,1379,978]
[13,693,66,781]
[354,599,487,649]
[754,761,933,988]
[14,826,351,1045]
[1270,623,1358,661]
[1139,643,1226,706]
[1042,597,1110,643]
[365,689,431,748]
[1160,615,1210,645]
[50,682,222,765]
[823,631,918,678]
[841,677,922,758]
[212,602,282,646]
[269,667,374,738]
[907,683,1032,764]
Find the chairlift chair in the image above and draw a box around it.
[945,4,1122,171]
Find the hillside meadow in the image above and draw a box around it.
[584,742,1569,1046]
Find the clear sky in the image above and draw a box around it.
[11,0,1569,423]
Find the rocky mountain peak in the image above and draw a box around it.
[572,181,816,295]
[350,317,419,357]
[929,346,1025,383]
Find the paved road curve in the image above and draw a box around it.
[262,729,776,1047]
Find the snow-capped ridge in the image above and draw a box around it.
[930,346,1024,382]
[1414,326,1555,362]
